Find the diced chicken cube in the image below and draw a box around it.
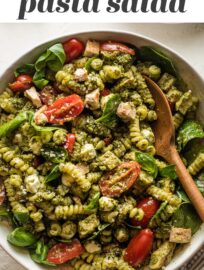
[84,40,100,57]
[170,227,192,243]
[74,68,88,82]
[85,89,100,110]
[117,102,136,122]
[24,87,42,108]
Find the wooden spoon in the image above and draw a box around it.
[145,76,204,222]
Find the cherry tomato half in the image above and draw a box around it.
[63,39,85,63]
[99,161,140,198]
[124,229,154,267]
[130,197,160,228]
[65,134,76,154]
[44,94,84,125]
[0,182,5,206]
[47,239,84,265]
[101,41,135,56]
[9,74,33,92]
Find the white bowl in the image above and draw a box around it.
[0,30,204,270]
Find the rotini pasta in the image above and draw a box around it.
[0,38,201,270]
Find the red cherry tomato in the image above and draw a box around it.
[44,94,84,125]
[124,229,154,267]
[9,74,33,92]
[101,41,135,56]
[100,88,110,97]
[63,39,85,62]
[47,239,84,265]
[130,197,160,228]
[100,161,140,198]
[0,182,5,206]
[65,134,76,154]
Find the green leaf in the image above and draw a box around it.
[7,228,37,247]
[33,70,49,89]
[41,144,68,164]
[140,46,177,76]
[124,222,141,230]
[159,165,177,180]
[45,165,61,183]
[86,224,111,241]
[172,203,202,234]
[33,43,65,89]
[195,172,204,196]
[15,64,35,77]
[84,192,100,212]
[0,111,31,138]
[183,139,204,165]
[96,94,121,128]
[176,187,190,203]
[29,112,65,133]
[135,151,158,178]
[30,240,55,266]
[13,212,29,225]
[177,120,204,151]
[0,206,11,219]
[150,201,168,224]
[139,46,187,90]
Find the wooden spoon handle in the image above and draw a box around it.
[165,145,204,221]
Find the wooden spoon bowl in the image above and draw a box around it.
[145,76,204,222]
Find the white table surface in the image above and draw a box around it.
[0,23,204,270]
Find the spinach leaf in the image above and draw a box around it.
[184,139,204,165]
[176,187,190,203]
[15,43,66,90]
[139,46,177,77]
[0,111,31,138]
[150,201,168,223]
[41,144,68,164]
[14,64,35,77]
[135,151,158,178]
[96,94,121,128]
[7,228,37,247]
[195,172,204,196]
[84,192,100,212]
[177,120,204,151]
[33,43,66,89]
[28,112,66,133]
[13,212,30,225]
[45,165,61,183]
[33,70,49,90]
[86,224,111,241]
[124,222,141,230]
[159,165,177,180]
[172,203,202,234]
[0,206,11,219]
[30,240,55,266]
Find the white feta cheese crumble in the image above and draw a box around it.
[85,89,100,110]
[24,174,40,193]
[74,68,88,82]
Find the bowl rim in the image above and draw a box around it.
[0,29,204,270]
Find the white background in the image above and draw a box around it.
[0,23,204,269]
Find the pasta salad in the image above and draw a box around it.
[0,38,204,270]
